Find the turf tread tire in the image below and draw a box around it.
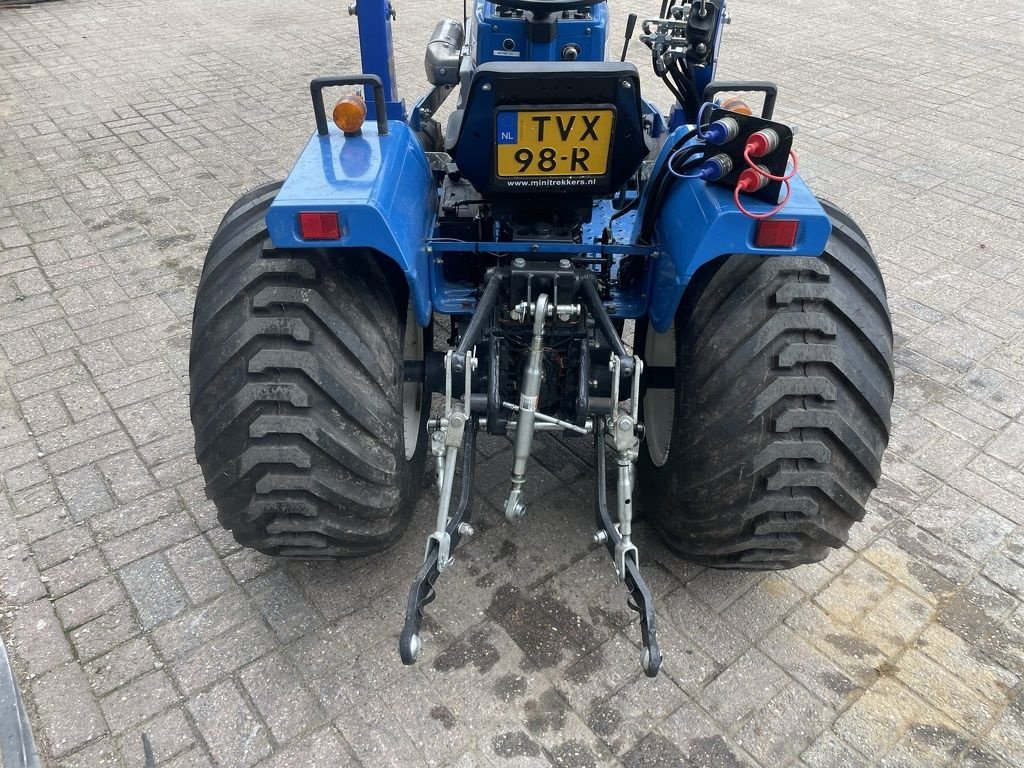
[189,185,424,558]
[639,202,893,569]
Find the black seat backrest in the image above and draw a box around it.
[446,62,647,198]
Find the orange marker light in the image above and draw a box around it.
[721,97,754,116]
[333,94,368,136]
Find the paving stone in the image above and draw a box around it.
[723,573,805,640]
[664,587,752,666]
[84,637,160,697]
[188,680,272,768]
[119,553,189,629]
[254,728,359,768]
[801,733,872,768]
[69,603,142,662]
[737,682,828,766]
[584,671,686,756]
[165,534,234,604]
[100,511,198,568]
[161,747,215,768]
[697,648,789,730]
[55,737,124,768]
[247,569,325,643]
[30,523,97,571]
[915,623,1019,705]
[42,547,109,598]
[96,451,160,504]
[32,664,108,758]
[54,574,125,629]
[18,505,72,544]
[240,652,326,746]
[659,702,758,767]
[116,707,198,767]
[894,650,1004,733]
[958,744,1016,768]
[857,584,934,656]
[99,669,180,735]
[90,489,181,540]
[832,678,952,762]
[814,559,895,626]
[171,618,277,695]
[759,624,861,711]
[11,598,74,676]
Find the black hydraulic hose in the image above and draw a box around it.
[610,128,700,224]
[637,144,705,242]
[670,59,701,119]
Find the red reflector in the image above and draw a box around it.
[298,212,341,240]
[755,219,799,248]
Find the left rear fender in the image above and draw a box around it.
[266,121,437,326]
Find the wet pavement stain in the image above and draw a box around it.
[587,602,631,633]
[492,730,541,758]
[497,539,518,561]
[429,704,457,729]
[566,648,604,684]
[487,584,601,669]
[905,723,969,756]
[623,733,688,768]
[687,735,749,768]
[548,739,598,768]
[494,673,528,702]
[155,233,196,250]
[475,571,499,589]
[822,670,859,698]
[825,633,882,659]
[524,689,567,735]
[432,627,501,674]
[875,661,900,678]
[585,700,621,738]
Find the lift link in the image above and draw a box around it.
[400,345,479,665]
[607,353,644,582]
[594,417,662,678]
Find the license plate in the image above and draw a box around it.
[495,108,614,179]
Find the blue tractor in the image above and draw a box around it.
[189,0,894,677]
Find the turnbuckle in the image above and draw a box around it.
[503,293,551,522]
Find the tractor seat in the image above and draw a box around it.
[445,62,648,197]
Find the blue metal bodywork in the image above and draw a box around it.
[473,1,608,64]
[356,0,406,120]
[267,0,833,329]
[638,131,831,332]
[266,121,437,326]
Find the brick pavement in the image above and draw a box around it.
[1,0,1023,766]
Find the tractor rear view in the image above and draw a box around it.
[189,0,893,677]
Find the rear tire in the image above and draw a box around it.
[637,201,893,569]
[189,184,427,558]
